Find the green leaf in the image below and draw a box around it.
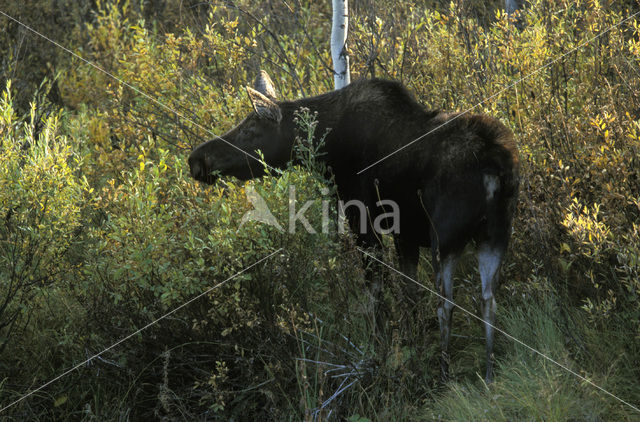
[53,395,68,407]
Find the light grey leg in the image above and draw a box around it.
[436,253,458,381]
[477,243,504,384]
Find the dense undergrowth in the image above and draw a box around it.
[1,0,640,420]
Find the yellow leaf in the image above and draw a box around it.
[140,161,145,172]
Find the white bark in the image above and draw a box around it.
[505,0,520,17]
[331,0,350,90]
[506,0,525,28]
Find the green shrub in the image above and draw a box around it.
[0,81,87,347]
[0,82,90,419]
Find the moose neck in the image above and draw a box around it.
[279,91,343,137]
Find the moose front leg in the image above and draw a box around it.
[435,253,458,381]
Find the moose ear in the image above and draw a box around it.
[253,70,278,101]
[247,86,282,123]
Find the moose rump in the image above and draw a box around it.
[188,71,520,383]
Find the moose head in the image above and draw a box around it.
[188,71,293,184]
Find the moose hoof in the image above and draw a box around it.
[484,368,494,385]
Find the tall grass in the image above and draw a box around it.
[425,297,639,421]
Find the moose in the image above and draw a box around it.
[188,71,519,383]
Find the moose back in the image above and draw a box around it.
[188,72,520,383]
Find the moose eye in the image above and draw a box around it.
[240,127,258,138]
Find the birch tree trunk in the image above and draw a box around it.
[505,0,524,28]
[331,0,350,89]
[505,0,520,17]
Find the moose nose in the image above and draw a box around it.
[188,155,203,180]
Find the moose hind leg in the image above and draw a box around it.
[435,253,458,381]
[477,243,504,384]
